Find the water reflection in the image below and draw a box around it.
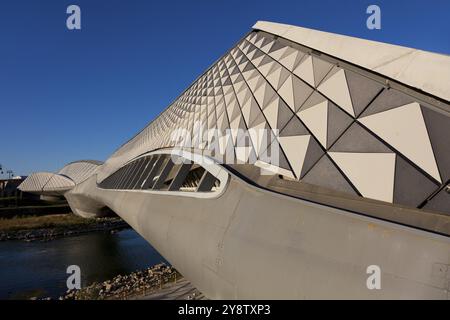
[0,229,167,299]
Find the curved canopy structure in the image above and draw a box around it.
[18,172,75,195]
[19,160,102,195]
[19,22,450,299]
[58,160,102,184]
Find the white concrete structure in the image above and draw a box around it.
[20,22,450,299]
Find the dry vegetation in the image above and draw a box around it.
[0,214,94,232]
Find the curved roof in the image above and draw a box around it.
[95,22,449,216]
[58,160,101,184]
[18,172,75,194]
[65,160,104,166]
[19,160,101,194]
[253,21,450,103]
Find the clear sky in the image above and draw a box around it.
[0,0,449,177]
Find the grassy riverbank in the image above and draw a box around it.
[0,214,93,231]
[0,203,72,219]
[0,213,129,241]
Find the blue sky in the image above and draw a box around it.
[0,0,449,177]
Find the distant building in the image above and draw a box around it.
[0,177,26,197]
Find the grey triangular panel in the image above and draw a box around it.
[260,37,272,48]
[345,70,384,117]
[327,102,354,148]
[274,141,292,171]
[258,124,278,158]
[222,77,232,86]
[312,56,334,87]
[278,67,291,91]
[230,64,241,75]
[238,116,247,130]
[238,55,249,66]
[293,76,314,111]
[424,188,450,214]
[330,122,391,153]
[230,102,242,121]
[302,155,357,195]
[421,105,450,182]
[320,65,340,83]
[247,42,257,53]
[300,137,325,178]
[241,40,251,50]
[253,33,262,43]
[259,55,274,67]
[236,129,253,147]
[268,40,285,54]
[292,50,307,71]
[279,115,309,137]
[263,85,277,108]
[252,49,265,60]
[298,91,326,112]
[259,135,291,171]
[394,156,438,207]
[242,62,255,73]
[249,109,266,128]
[360,89,415,118]
[234,74,244,83]
[248,98,262,125]
[218,112,230,132]
[277,100,295,130]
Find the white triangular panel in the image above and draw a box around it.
[253,82,267,107]
[263,97,279,130]
[255,160,296,180]
[293,55,314,87]
[260,40,274,53]
[278,76,295,111]
[279,48,298,71]
[298,100,328,148]
[359,102,441,182]
[241,98,252,124]
[329,152,396,202]
[266,65,283,90]
[279,135,311,179]
[249,121,267,155]
[252,55,265,67]
[259,61,275,77]
[318,69,355,117]
[235,146,253,163]
[269,46,289,61]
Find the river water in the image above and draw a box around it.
[0,229,167,299]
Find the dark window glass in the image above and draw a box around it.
[197,171,220,192]
[153,156,183,191]
[133,156,156,189]
[142,155,167,189]
[118,163,134,189]
[127,158,147,189]
[100,154,222,193]
[180,166,205,191]
[123,161,140,189]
